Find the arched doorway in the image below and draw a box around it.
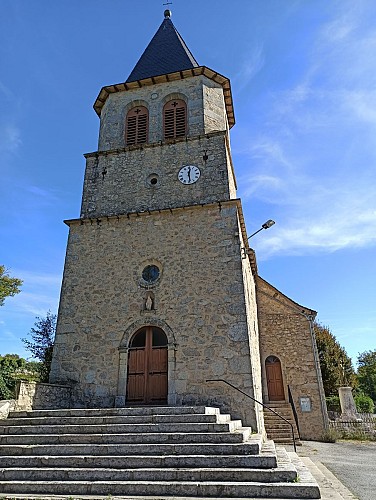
[265,355,285,401]
[126,326,168,404]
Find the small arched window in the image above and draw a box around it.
[126,106,148,146]
[163,99,187,140]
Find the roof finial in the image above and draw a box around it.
[163,0,172,18]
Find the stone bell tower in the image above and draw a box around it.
[50,11,264,430]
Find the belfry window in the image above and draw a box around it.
[126,106,149,146]
[163,99,187,139]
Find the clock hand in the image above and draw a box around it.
[187,166,191,182]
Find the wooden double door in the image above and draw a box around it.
[126,327,168,404]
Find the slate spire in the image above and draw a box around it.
[126,11,199,83]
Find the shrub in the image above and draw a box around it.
[354,394,374,414]
[321,428,338,443]
[326,395,341,412]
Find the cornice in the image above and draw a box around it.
[93,66,235,129]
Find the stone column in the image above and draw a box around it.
[115,349,128,407]
[338,386,362,421]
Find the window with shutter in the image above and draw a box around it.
[163,100,187,140]
[126,106,149,146]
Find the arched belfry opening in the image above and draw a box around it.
[265,355,285,401]
[126,326,168,405]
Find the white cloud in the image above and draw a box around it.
[247,173,376,258]
[0,80,22,155]
[321,8,356,43]
[234,44,265,91]
[237,1,376,258]
[16,269,62,288]
[0,81,14,100]
[0,124,22,154]
[343,90,376,124]
[1,330,18,341]
[25,185,60,204]
[5,270,62,317]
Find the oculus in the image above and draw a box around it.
[142,265,160,284]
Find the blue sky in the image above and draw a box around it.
[1,0,375,365]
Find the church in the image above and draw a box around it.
[49,10,327,442]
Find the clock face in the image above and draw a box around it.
[178,165,201,185]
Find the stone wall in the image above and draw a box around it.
[329,417,376,439]
[256,277,328,440]
[14,381,72,411]
[0,400,15,419]
[238,228,264,435]
[50,200,261,428]
[203,81,228,134]
[81,132,236,219]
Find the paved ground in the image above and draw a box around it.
[286,440,376,500]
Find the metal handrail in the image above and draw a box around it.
[288,385,301,439]
[206,378,297,452]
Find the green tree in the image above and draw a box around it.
[22,312,56,382]
[354,393,375,413]
[0,354,25,399]
[357,350,376,403]
[0,354,41,399]
[0,265,23,306]
[314,322,356,396]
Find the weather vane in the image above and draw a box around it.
[163,0,172,6]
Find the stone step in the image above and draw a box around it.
[267,432,299,442]
[266,425,297,434]
[0,405,320,499]
[264,415,295,423]
[0,420,242,435]
[0,452,278,469]
[264,413,294,420]
[265,429,296,437]
[0,438,262,457]
[0,479,321,498]
[264,412,295,419]
[271,437,302,445]
[263,404,300,446]
[1,413,231,427]
[0,464,297,482]
[0,428,252,445]
[8,406,219,419]
[264,423,296,431]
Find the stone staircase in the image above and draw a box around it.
[264,402,301,445]
[0,406,319,498]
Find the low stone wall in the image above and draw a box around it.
[0,400,16,419]
[15,381,72,411]
[329,416,376,439]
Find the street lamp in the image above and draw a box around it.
[247,219,275,240]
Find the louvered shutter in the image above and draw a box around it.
[126,107,149,146]
[164,100,187,139]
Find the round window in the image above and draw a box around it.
[146,173,159,187]
[142,265,160,284]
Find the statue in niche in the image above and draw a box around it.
[144,292,155,311]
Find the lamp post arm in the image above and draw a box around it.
[247,227,264,241]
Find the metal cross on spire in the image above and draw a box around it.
[163,0,172,18]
